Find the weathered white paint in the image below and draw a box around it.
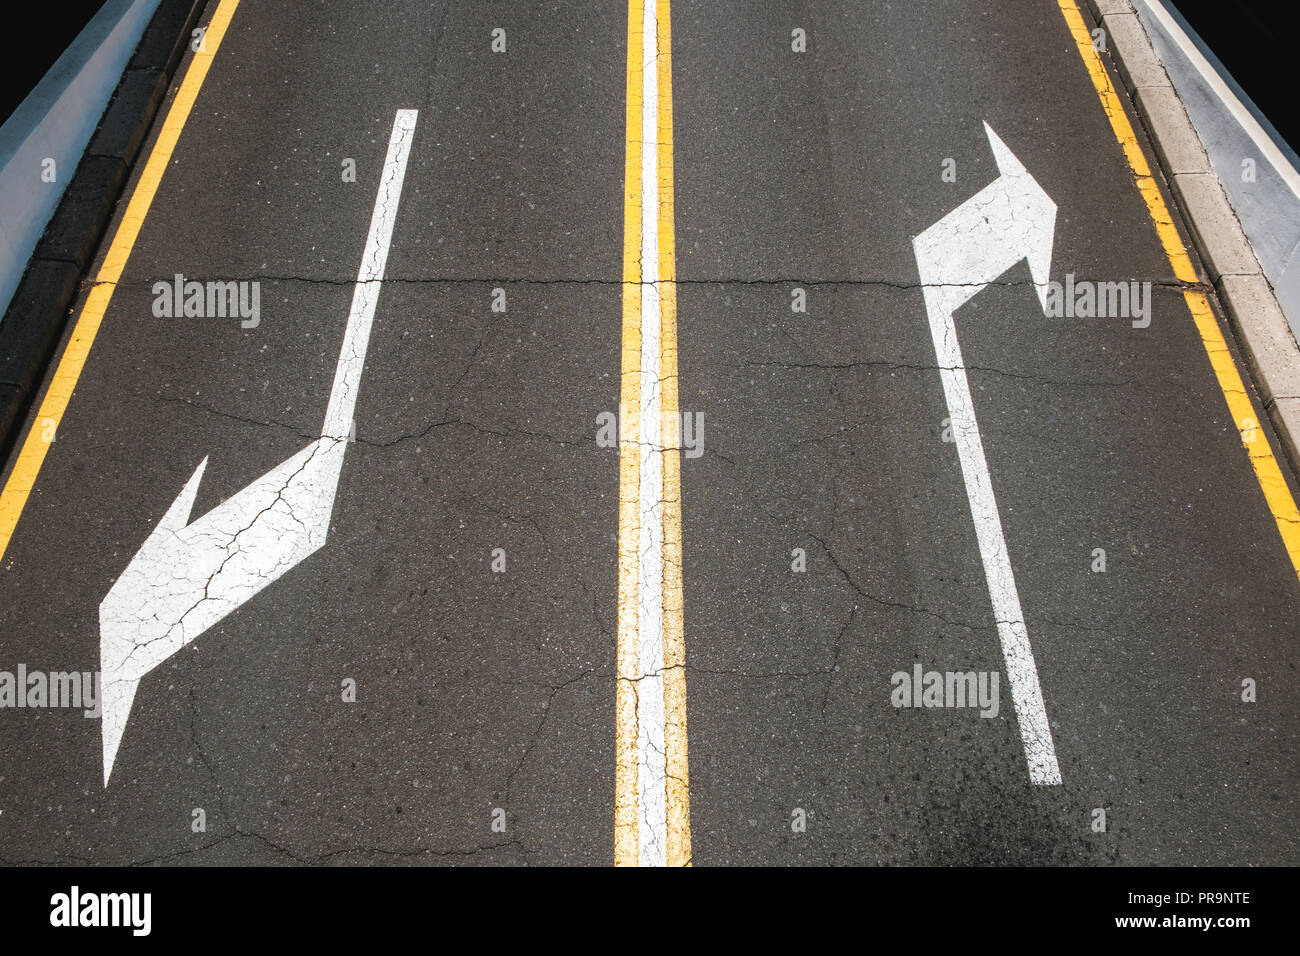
[98,109,417,785]
[912,123,1062,786]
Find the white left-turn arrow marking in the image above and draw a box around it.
[98,109,418,786]
[912,122,1062,786]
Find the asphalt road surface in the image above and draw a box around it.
[0,0,1296,866]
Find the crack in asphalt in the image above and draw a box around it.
[133,674,532,867]
[88,273,1212,293]
[502,668,599,806]
[810,532,1001,635]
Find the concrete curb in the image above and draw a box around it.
[1083,0,1300,477]
[0,0,162,319]
[0,0,206,463]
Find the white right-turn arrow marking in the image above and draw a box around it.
[98,109,418,786]
[912,122,1062,786]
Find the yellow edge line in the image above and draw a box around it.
[0,0,243,562]
[614,0,645,868]
[1057,1,1196,283]
[1185,290,1300,569]
[1058,0,1300,581]
[656,0,691,868]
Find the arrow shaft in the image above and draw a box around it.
[323,108,418,440]
[926,302,1062,785]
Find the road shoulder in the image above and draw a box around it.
[1084,0,1300,476]
[0,0,206,465]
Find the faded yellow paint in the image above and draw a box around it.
[615,0,691,866]
[655,0,691,869]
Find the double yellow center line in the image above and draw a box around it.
[614,0,691,867]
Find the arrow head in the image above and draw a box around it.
[99,455,207,785]
[98,440,342,785]
[156,455,207,537]
[983,122,1057,312]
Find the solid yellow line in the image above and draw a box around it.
[655,0,691,868]
[1185,290,1300,568]
[1057,1,1196,283]
[614,0,645,868]
[0,0,244,562]
[1058,0,1300,581]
